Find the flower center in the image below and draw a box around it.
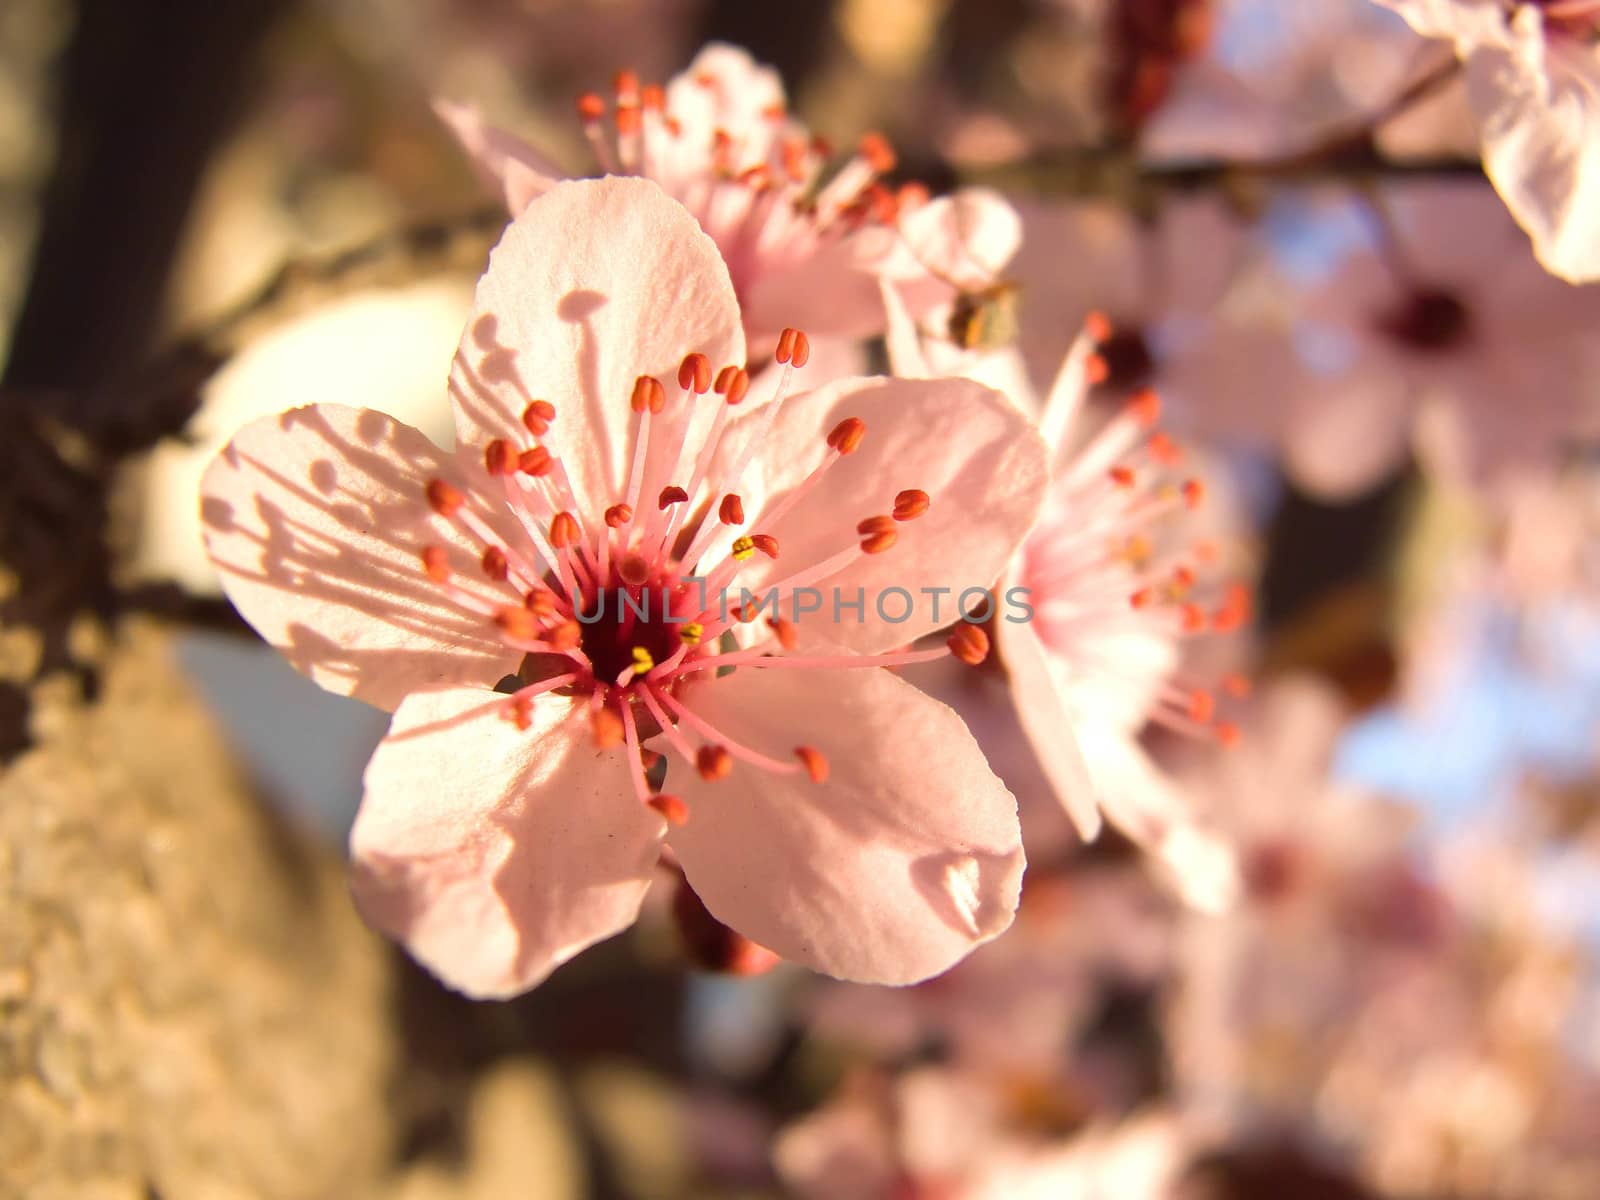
[420,329,984,825]
[1375,286,1473,355]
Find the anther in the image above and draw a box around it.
[548,620,581,651]
[1109,465,1136,488]
[658,485,688,510]
[641,84,665,111]
[481,546,509,581]
[827,417,866,454]
[649,794,690,825]
[577,92,606,121]
[613,69,640,98]
[947,623,991,666]
[721,367,749,405]
[1181,479,1205,509]
[1129,587,1154,610]
[591,708,624,748]
[1148,433,1182,464]
[631,375,666,414]
[750,533,779,559]
[550,511,581,548]
[1180,603,1206,633]
[859,132,897,174]
[425,479,465,517]
[1215,722,1241,748]
[494,606,539,641]
[420,545,450,582]
[525,589,556,616]
[696,744,733,781]
[1187,689,1217,723]
[1085,354,1109,384]
[893,490,929,521]
[485,438,517,476]
[522,399,557,435]
[719,494,745,525]
[860,529,898,555]
[731,535,756,561]
[506,695,534,731]
[1084,310,1112,343]
[615,105,641,136]
[519,446,553,476]
[775,327,811,367]
[1129,389,1162,425]
[766,616,797,649]
[679,352,712,393]
[680,622,704,645]
[795,746,829,783]
[605,504,633,528]
[857,515,896,537]
[630,646,655,674]
[1223,673,1252,698]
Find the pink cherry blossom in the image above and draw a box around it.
[436,42,925,356]
[1379,0,1600,282]
[1279,180,1600,496]
[199,176,1051,998]
[885,244,1247,910]
[776,1067,1190,1200]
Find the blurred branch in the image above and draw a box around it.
[967,55,1472,202]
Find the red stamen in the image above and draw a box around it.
[827,417,866,454]
[1110,465,1136,488]
[1129,389,1162,425]
[679,352,711,393]
[577,92,605,122]
[485,438,516,476]
[1187,689,1216,723]
[547,619,581,650]
[649,794,689,825]
[767,616,797,649]
[426,479,464,517]
[631,374,666,414]
[892,489,929,521]
[641,84,665,111]
[750,533,779,559]
[605,504,633,528]
[1181,478,1205,509]
[519,446,553,476]
[420,545,450,582]
[948,623,990,666]
[525,589,556,617]
[696,744,733,781]
[1086,354,1109,384]
[550,511,581,548]
[615,104,641,136]
[658,485,688,510]
[859,132,896,173]
[591,708,624,748]
[1084,310,1112,342]
[481,546,509,581]
[522,400,556,435]
[494,606,539,641]
[719,494,745,525]
[794,746,829,783]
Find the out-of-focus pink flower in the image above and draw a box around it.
[886,248,1248,910]
[200,176,1050,997]
[802,866,1176,1074]
[1378,0,1600,282]
[1141,0,1470,161]
[1280,180,1600,496]
[775,1067,1190,1200]
[436,43,927,356]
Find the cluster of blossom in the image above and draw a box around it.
[192,18,1600,1197]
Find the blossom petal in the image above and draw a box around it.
[433,98,564,211]
[993,610,1104,840]
[660,664,1025,985]
[1465,14,1600,283]
[199,403,522,710]
[350,686,663,998]
[894,187,1023,292]
[449,176,745,521]
[710,375,1048,654]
